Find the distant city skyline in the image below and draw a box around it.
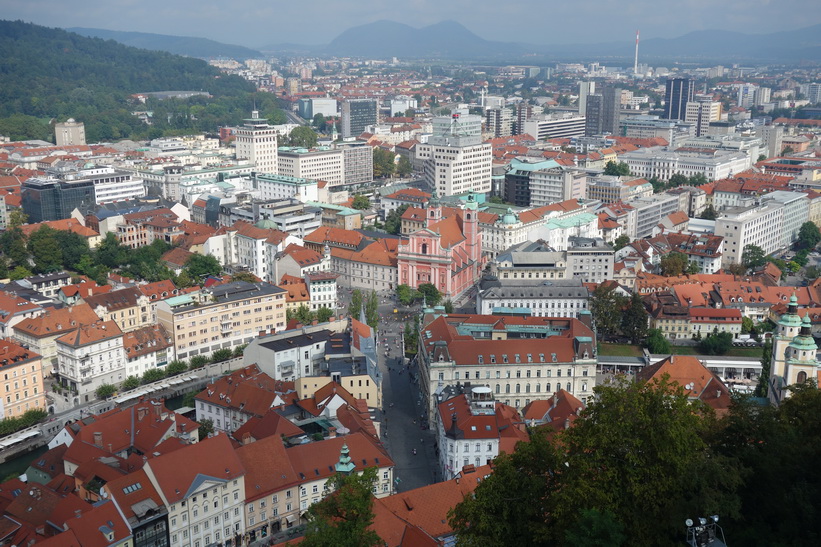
[3,0,821,48]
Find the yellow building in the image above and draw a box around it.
[1,338,46,419]
[156,281,286,360]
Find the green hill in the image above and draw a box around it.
[0,20,280,142]
[67,27,264,60]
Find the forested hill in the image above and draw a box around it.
[0,20,268,142]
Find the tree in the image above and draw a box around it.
[372,148,396,178]
[189,355,209,369]
[166,360,189,376]
[648,176,665,193]
[417,283,441,307]
[757,154,768,162]
[754,338,773,397]
[231,271,259,283]
[142,368,166,384]
[449,432,560,546]
[741,316,755,334]
[95,383,117,399]
[365,290,379,330]
[699,204,718,220]
[742,244,767,269]
[287,126,318,148]
[403,321,418,356]
[404,107,416,118]
[351,194,370,210]
[9,265,33,280]
[396,284,417,306]
[198,418,214,440]
[589,284,625,340]
[698,331,734,355]
[797,221,821,250]
[184,254,221,279]
[95,232,128,268]
[121,376,140,391]
[645,328,671,353]
[349,289,363,319]
[0,227,29,267]
[782,145,795,156]
[613,234,630,251]
[232,344,247,358]
[384,204,408,235]
[726,262,747,276]
[312,113,326,129]
[211,348,234,363]
[288,304,315,326]
[396,155,412,177]
[659,251,690,276]
[620,293,648,344]
[444,300,454,313]
[602,161,630,177]
[564,508,626,547]
[7,209,28,229]
[316,306,334,323]
[301,467,382,547]
[27,226,62,273]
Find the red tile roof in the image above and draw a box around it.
[236,434,299,502]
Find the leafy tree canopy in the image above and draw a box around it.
[603,161,630,176]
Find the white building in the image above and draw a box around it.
[277,147,344,188]
[204,220,299,283]
[620,147,750,182]
[476,279,589,317]
[528,165,587,207]
[242,327,338,382]
[566,236,615,284]
[522,113,587,140]
[55,321,126,404]
[715,203,784,267]
[628,193,683,239]
[416,111,492,197]
[760,190,810,249]
[253,173,319,202]
[684,98,722,137]
[235,110,278,175]
[530,212,602,251]
[122,324,174,379]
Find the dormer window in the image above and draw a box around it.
[490,354,496,363]
[502,354,509,363]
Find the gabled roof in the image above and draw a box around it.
[122,324,172,359]
[83,287,144,313]
[232,409,304,444]
[236,434,299,502]
[281,243,322,267]
[55,321,122,348]
[286,431,392,485]
[146,433,244,504]
[64,499,131,547]
[637,355,732,415]
[102,468,165,523]
[160,247,193,268]
[522,389,584,432]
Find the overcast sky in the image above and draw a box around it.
[4,0,821,47]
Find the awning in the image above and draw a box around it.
[285,514,297,524]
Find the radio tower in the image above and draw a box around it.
[634,30,640,76]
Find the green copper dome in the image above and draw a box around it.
[502,207,518,224]
[255,218,278,230]
[779,294,802,328]
[789,314,818,353]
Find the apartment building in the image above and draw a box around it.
[503,158,587,207]
[204,220,292,283]
[0,339,46,419]
[252,173,319,202]
[122,324,174,378]
[338,142,374,186]
[522,113,587,140]
[685,97,722,137]
[55,321,126,404]
[417,312,597,417]
[145,434,246,547]
[566,236,615,284]
[83,287,152,333]
[759,190,810,249]
[715,203,784,267]
[586,175,653,203]
[627,193,683,239]
[156,281,287,360]
[277,147,344,188]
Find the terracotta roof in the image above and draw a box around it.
[236,434,299,502]
[122,324,172,359]
[223,220,289,245]
[12,303,99,338]
[146,433,244,504]
[0,291,41,325]
[665,211,689,226]
[19,218,99,239]
[160,247,193,268]
[64,499,131,547]
[522,389,584,432]
[304,226,364,248]
[196,364,293,417]
[637,355,731,415]
[281,243,322,267]
[232,409,304,444]
[137,280,178,300]
[83,287,144,313]
[55,321,122,348]
[331,238,398,267]
[286,431,392,485]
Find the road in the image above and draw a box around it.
[336,287,439,491]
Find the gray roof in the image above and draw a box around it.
[259,330,333,352]
[480,280,589,300]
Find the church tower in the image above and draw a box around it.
[462,193,481,264]
[426,189,442,228]
[769,294,814,405]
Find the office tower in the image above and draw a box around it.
[515,103,534,135]
[486,107,513,137]
[664,78,694,120]
[22,178,96,223]
[54,118,86,146]
[807,83,821,105]
[234,110,278,175]
[415,110,491,196]
[585,88,620,136]
[341,99,378,138]
[685,95,722,137]
[578,81,596,115]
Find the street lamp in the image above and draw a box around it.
[685,515,726,547]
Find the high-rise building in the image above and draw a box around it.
[22,178,95,223]
[685,95,722,137]
[341,99,378,138]
[485,107,513,137]
[54,118,86,146]
[585,88,620,136]
[523,113,586,140]
[234,110,278,175]
[415,110,491,196]
[807,83,821,105]
[664,78,694,121]
[578,81,596,115]
[515,103,534,135]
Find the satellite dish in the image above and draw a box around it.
[685,519,694,527]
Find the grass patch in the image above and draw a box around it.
[598,343,643,357]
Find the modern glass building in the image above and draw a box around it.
[21,178,95,223]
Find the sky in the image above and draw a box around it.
[4,0,821,48]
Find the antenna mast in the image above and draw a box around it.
[634,30,640,76]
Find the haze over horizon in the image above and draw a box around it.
[4,0,821,49]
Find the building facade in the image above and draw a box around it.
[234,111,279,175]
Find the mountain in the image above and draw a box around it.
[324,20,525,59]
[67,27,263,60]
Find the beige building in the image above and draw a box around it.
[685,98,722,137]
[277,147,344,188]
[234,110,278,175]
[54,118,86,146]
[156,281,287,360]
[0,339,46,419]
[83,287,152,333]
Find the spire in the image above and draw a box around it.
[335,443,356,475]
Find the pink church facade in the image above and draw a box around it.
[397,196,485,299]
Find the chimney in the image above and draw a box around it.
[154,403,161,417]
[93,431,102,447]
[328,426,337,438]
[137,407,148,421]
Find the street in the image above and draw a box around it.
[336,287,439,491]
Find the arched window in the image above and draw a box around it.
[466,213,472,220]
[495,384,500,394]
[515,384,521,393]
[421,243,428,254]
[505,384,511,394]
[546,383,551,393]
[535,383,541,393]
[798,371,808,383]
[525,384,530,393]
